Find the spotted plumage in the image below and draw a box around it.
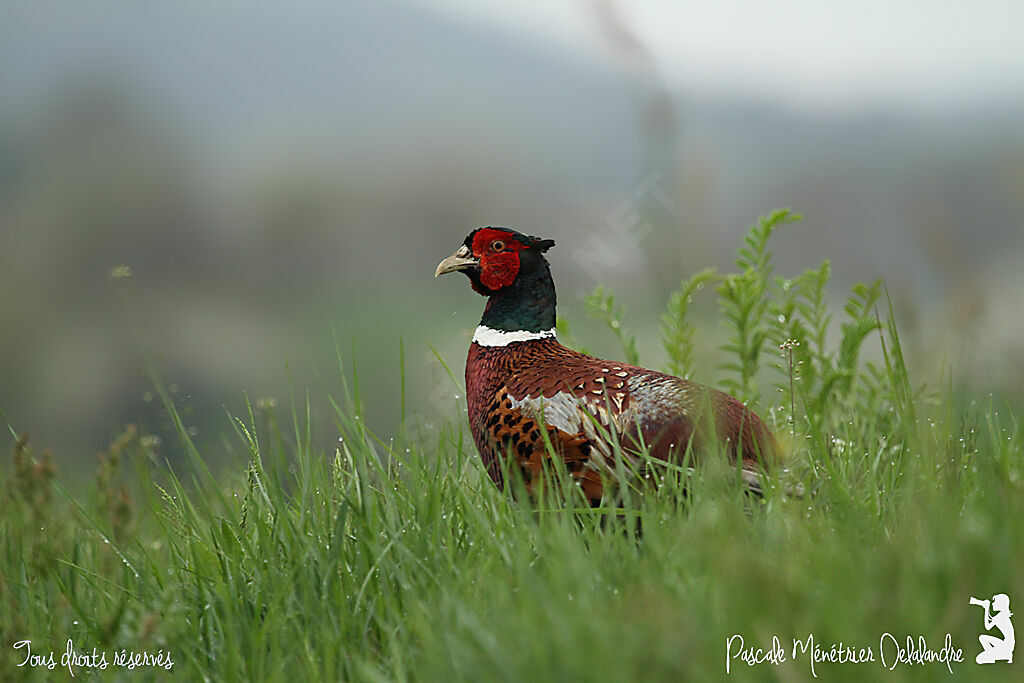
[436,227,776,504]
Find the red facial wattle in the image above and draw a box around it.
[470,228,528,291]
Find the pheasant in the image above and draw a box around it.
[435,227,777,504]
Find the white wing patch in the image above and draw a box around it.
[507,391,634,470]
[625,373,704,425]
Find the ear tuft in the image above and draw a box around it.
[533,238,555,252]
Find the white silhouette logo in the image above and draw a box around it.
[969,593,1014,664]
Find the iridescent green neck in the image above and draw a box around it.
[480,260,556,333]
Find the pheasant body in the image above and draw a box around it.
[437,227,775,503]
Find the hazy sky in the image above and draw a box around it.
[420,0,1024,112]
[2,0,1020,118]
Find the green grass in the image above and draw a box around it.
[3,211,1023,681]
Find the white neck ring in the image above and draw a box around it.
[471,325,556,347]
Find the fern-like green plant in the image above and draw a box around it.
[794,261,832,376]
[770,273,883,429]
[836,280,883,398]
[768,262,828,421]
[717,209,802,404]
[584,284,640,365]
[661,267,717,378]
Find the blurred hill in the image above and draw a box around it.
[1,0,1022,466]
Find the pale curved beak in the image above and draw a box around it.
[434,245,478,277]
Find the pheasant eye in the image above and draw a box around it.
[491,240,505,252]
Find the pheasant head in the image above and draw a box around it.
[435,227,558,339]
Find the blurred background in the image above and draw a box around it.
[2,0,1023,469]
